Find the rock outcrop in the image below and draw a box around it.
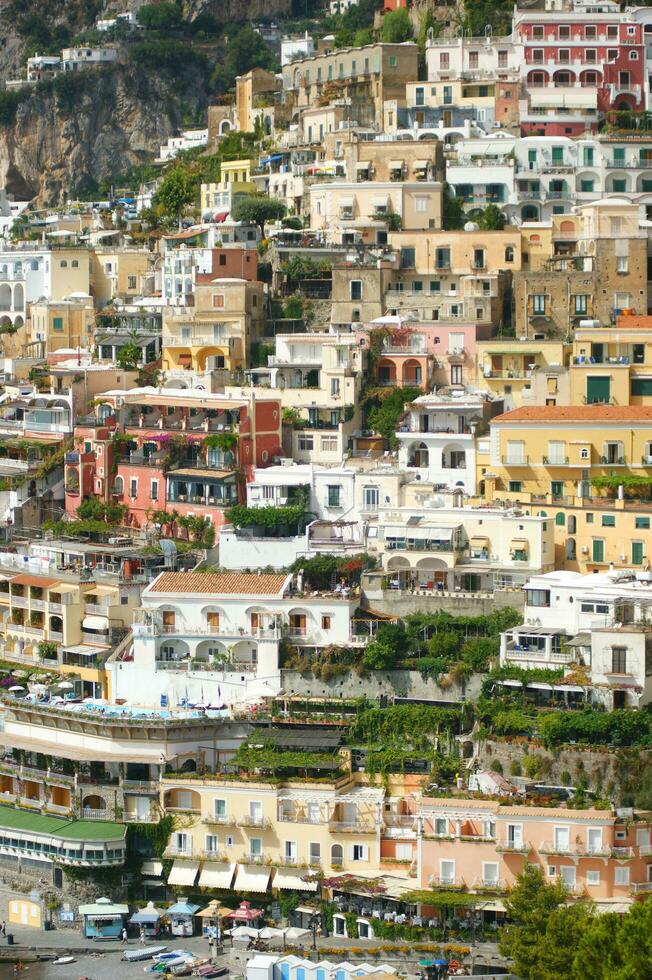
[0,66,208,203]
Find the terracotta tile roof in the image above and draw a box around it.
[148,572,289,596]
[11,574,60,588]
[493,406,652,423]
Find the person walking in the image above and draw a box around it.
[2,921,6,936]
[121,926,128,943]
[139,927,146,945]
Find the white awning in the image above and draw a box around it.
[82,615,108,631]
[338,197,355,208]
[273,868,318,892]
[389,160,403,170]
[555,684,586,693]
[234,865,272,893]
[527,682,553,691]
[355,162,371,171]
[372,195,390,207]
[414,160,429,169]
[470,535,490,545]
[198,863,235,890]
[168,861,199,887]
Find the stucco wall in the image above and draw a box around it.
[281,668,483,702]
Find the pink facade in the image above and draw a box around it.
[65,395,282,531]
[516,15,645,135]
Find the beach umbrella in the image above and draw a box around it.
[57,681,74,690]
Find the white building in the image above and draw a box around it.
[365,502,554,595]
[60,47,118,71]
[500,568,652,709]
[111,571,364,707]
[26,55,61,81]
[426,33,524,82]
[397,390,502,495]
[158,130,209,163]
[281,31,316,67]
[96,11,137,31]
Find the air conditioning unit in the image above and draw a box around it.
[581,546,589,554]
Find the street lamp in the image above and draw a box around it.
[310,910,320,951]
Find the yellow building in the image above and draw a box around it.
[90,248,153,307]
[201,160,257,220]
[0,566,136,698]
[162,771,385,892]
[481,405,652,571]
[162,278,264,386]
[476,338,569,406]
[28,297,95,355]
[569,316,652,407]
[235,68,281,133]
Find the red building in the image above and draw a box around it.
[65,389,282,532]
[515,10,646,136]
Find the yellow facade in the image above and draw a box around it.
[569,319,652,406]
[476,339,568,404]
[90,249,153,307]
[162,773,384,881]
[162,279,264,377]
[29,298,95,354]
[479,405,652,571]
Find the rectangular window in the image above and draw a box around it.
[363,485,379,511]
[551,147,564,164]
[205,834,218,854]
[414,196,427,213]
[440,859,455,883]
[615,867,630,886]
[616,256,628,273]
[309,842,321,865]
[53,317,63,331]
[214,799,226,819]
[508,481,523,493]
[128,275,137,290]
[435,247,451,269]
[602,515,616,527]
[351,844,368,861]
[574,295,588,314]
[636,517,651,529]
[532,294,546,314]
[435,818,448,836]
[482,862,499,884]
[586,870,601,886]
[150,480,158,501]
[451,364,463,385]
[350,280,362,300]
[298,434,314,451]
[633,541,644,565]
[327,485,341,507]
[250,837,262,858]
[321,435,337,452]
[321,615,331,630]
[212,294,225,308]
[129,478,137,499]
[526,589,551,607]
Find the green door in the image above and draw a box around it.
[593,539,605,562]
[632,541,644,565]
[587,376,610,404]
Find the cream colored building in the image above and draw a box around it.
[89,249,154,307]
[310,182,442,245]
[28,297,95,355]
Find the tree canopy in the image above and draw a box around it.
[152,166,195,221]
[211,25,278,94]
[381,8,413,42]
[232,195,286,232]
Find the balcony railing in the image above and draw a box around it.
[166,845,194,857]
[495,839,530,853]
[328,820,376,834]
[239,814,271,829]
[202,813,238,826]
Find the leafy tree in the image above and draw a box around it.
[499,867,576,980]
[137,2,183,30]
[478,204,506,230]
[366,386,421,448]
[442,183,466,230]
[116,341,142,371]
[153,166,195,222]
[232,195,286,233]
[571,901,652,980]
[381,8,413,42]
[211,25,278,94]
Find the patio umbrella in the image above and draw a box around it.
[57,681,74,690]
[284,927,311,942]
[229,926,260,939]
[258,927,286,940]
[8,685,24,692]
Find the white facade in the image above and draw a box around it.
[426,34,524,81]
[397,391,499,494]
[281,32,316,67]
[114,572,363,707]
[162,247,215,305]
[158,130,209,162]
[500,568,652,708]
[60,47,118,70]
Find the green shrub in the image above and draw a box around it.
[490,760,503,774]
[509,759,522,777]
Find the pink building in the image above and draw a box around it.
[356,321,490,390]
[65,390,282,532]
[515,10,646,136]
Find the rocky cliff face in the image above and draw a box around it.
[184,0,292,21]
[0,67,207,203]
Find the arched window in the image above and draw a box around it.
[505,245,514,262]
[566,538,576,560]
[555,512,565,526]
[331,843,343,864]
[538,510,548,517]
[60,260,67,268]
[113,475,124,495]
[71,260,79,268]
[568,515,576,533]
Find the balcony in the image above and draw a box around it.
[428,875,466,889]
[165,845,194,857]
[329,820,376,834]
[278,811,325,825]
[501,456,529,465]
[202,849,229,861]
[612,846,634,858]
[600,456,626,466]
[495,839,530,853]
[542,456,570,466]
[202,813,238,826]
[239,814,271,829]
[539,840,609,857]
[630,881,652,894]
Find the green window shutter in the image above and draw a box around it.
[592,539,604,562]
[632,541,644,565]
[53,317,63,331]
[587,376,610,404]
